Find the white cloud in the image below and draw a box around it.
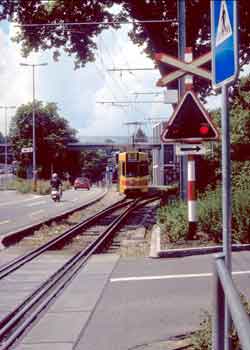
[0,22,173,139]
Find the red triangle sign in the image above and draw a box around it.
[161,91,220,143]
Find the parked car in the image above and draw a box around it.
[74,177,91,190]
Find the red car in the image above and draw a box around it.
[74,177,91,190]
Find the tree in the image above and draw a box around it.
[0,132,4,144]
[10,101,80,178]
[197,74,250,191]
[81,150,108,183]
[1,1,250,96]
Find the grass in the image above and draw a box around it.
[4,178,71,195]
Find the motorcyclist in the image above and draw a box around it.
[50,173,62,196]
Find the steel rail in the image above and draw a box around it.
[0,198,131,280]
[0,198,141,349]
[1,189,108,248]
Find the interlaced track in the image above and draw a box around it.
[0,195,159,349]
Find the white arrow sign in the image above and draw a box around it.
[21,147,33,153]
[155,51,212,86]
[175,143,207,156]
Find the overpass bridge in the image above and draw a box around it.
[67,142,161,151]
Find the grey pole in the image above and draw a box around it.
[178,0,187,201]
[4,107,7,187]
[32,65,36,189]
[221,85,232,350]
[20,62,48,189]
[0,106,16,189]
[213,254,225,350]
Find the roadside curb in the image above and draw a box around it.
[0,189,107,248]
[149,224,250,258]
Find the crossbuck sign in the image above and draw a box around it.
[155,51,212,86]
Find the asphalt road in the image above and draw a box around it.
[75,252,250,350]
[0,187,105,236]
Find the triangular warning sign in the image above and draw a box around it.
[215,0,233,46]
[161,91,220,143]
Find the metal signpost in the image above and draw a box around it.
[211,1,238,349]
[160,90,219,239]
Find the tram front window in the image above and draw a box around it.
[126,162,138,177]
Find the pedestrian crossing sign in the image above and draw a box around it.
[211,0,238,88]
[215,0,233,46]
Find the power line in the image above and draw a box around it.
[96,101,166,104]
[107,68,155,71]
[15,19,176,28]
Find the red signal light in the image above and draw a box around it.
[199,123,209,135]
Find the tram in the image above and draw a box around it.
[118,151,149,196]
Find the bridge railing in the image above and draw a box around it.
[213,253,250,350]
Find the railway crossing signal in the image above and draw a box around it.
[161,90,219,143]
[155,51,212,87]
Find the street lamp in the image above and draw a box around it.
[20,62,48,189]
[0,105,16,188]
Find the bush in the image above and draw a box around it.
[36,180,51,195]
[157,200,188,241]
[6,178,71,195]
[15,179,33,193]
[158,184,250,243]
[198,189,222,242]
[191,295,250,350]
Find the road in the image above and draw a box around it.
[0,187,105,236]
[75,252,250,350]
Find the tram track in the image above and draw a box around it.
[0,195,160,349]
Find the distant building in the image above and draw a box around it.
[152,123,179,186]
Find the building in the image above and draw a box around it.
[152,123,179,186]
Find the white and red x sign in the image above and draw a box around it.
[155,51,212,87]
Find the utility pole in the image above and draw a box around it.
[0,105,16,189]
[20,62,48,190]
[178,0,187,201]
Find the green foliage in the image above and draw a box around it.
[10,101,80,179]
[157,200,188,242]
[191,311,212,350]
[2,1,250,95]
[6,178,71,195]
[16,165,27,179]
[191,295,250,350]
[14,179,33,194]
[158,178,250,243]
[198,189,222,242]
[81,150,108,183]
[0,131,4,144]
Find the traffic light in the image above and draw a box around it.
[199,123,209,136]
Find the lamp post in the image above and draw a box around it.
[20,62,48,189]
[0,105,16,188]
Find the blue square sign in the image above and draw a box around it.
[211,0,238,88]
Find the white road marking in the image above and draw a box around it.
[0,220,11,225]
[29,210,45,217]
[110,270,250,283]
[26,201,47,207]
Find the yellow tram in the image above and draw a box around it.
[118,151,149,196]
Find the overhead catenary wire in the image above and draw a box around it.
[15,19,177,28]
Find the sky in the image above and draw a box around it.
[0,18,223,140]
